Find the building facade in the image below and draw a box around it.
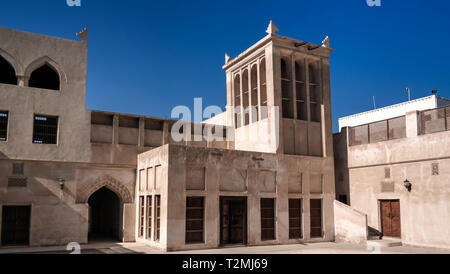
[0,22,337,250]
[334,95,450,248]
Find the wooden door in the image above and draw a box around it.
[220,197,247,245]
[229,200,245,243]
[380,200,401,237]
[1,206,31,246]
[310,199,322,238]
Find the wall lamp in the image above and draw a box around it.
[403,179,412,192]
[57,178,65,190]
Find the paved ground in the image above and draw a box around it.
[1,241,450,254]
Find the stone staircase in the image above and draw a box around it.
[367,227,402,247]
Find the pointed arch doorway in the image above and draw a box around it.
[88,187,121,241]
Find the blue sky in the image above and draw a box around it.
[1,0,449,132]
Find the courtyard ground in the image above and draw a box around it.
[0,241,449,254]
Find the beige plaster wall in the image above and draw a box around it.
[338,110,450,248]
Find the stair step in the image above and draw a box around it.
[368,236,382,240]
[367,239,402,248]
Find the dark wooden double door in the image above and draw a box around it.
[220,197,247,245]
[380,200,401,237]
[1,206,31,246]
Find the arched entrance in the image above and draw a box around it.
[88,187,121,241]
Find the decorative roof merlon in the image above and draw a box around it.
[76,28,88,43]
[225,53,230,65]
[266,20,279,35]
[322,36,330,48]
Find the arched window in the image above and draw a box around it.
[0,55,17,85]
[29,64,60,90]
[242,69,250,125]
[281,58,293,119]
[250,64,258,123]
[260,58,268,119]
[234,74,241,128]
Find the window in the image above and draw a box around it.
[242,69,250,125]
[250,65,259,123]
[309,63,321,122]
[260,58,268,120]
[0,56,17,85]
[295,60,307,120]
[281,58,293,119]
[370,121,388,143]
[146,196,152,239]
[138,196,145,238]
[13,163,24,175]
[28,64,60,90]
[155,195,161,241]
[310,199,323,238]
[185,197,204,244]
[421,107,447,134]
[289,199,302,239]
[384,167,391,179]
[8,177,27,188]
[0,111,8,141]
[33,115,58,144]
[350,124,369,146]
[432,163,439,176]
[388,116,406,140]
[260,198,276,241]
[350,116,406,146]
[234,75,242,128]
[139,169,145,191]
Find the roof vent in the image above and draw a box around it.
[432,90,438,95]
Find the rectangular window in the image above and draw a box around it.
[0,111,8,141]
[139,169,145,192]
[8,177,27,188]
[13,163,24,175]
[432,163,439,175]
[260,198,276,241]
[289,199,302,239]
[155,195,161,241]
[350,125,369,146]
[421,108,446,134]
[387,116,406,140]
[369,120,388,143]
[384,167,391,179]
[146,195,152,239]
[185,197,205,244]
[138,196,145,238]
[33,115,58,144]
[310,199,323,238]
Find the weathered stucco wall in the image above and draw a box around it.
[0,28,140,247]
[135,145,169,250]
[136,144,335,251]
[0,27,90,163]
[0,159,136,246]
